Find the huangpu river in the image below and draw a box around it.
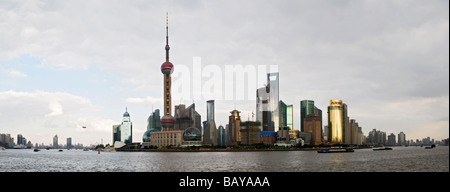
[0,146,448,172]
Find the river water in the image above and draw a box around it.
[0,146,448,172]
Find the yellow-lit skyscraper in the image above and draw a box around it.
[327,100,343,144]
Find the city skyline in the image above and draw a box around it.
[0,0,448,145]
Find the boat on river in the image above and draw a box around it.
[317,148,354,153]
[425,144,436,149]
[373,147,392,151]
[33,148,40,152]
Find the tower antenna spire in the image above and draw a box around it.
[165,12,170,62]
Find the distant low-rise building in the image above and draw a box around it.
[260,131,277,145]
[277,126,290,144]
[150,129,184,148]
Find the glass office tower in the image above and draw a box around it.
[113,124,121,144]
[287,105,293,130]
[279,100,287,128]
[267,73,279,132]
[207,100,215,123]
[256,86,273,132]
[300,100,315,132]
[147,109,161,131]
[256,72,279,132]
[327,100,343,144]
[398,132,406,146]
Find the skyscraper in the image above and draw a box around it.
[256,73,279,132]
[279,100,287,128]
[113,124,121,144]
[300,100,315,132]
[217,125,226,146]
[327,100,344,144]
[66,137,72,149]
[207,100,214,124]
[17,134,23,146]
[240,121,262,145]
[287,104,293,130]
[350,119,357,144]
[174,103,201,131]
[398,132,406,146]
[204,100,217,145]
[304,114,322,145]
[342,103,350,144]
[147,109,161,131]
[387,133,396,146]
[267,73,279,132]
[53,134,58,149]
[228,110,241,145]
[121,108,132,144]
[160,13,175,131]
[314,106,322,138]
[256,86,273,132]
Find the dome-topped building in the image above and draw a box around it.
[182,127,202,146]
[142,128,159,142]
[183,127,201,141]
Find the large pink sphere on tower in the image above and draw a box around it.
[161,61,173,75]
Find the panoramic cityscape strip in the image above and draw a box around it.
[1,13,447,151]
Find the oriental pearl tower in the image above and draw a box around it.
[160,13,175,130]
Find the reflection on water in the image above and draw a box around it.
[0,146,448,172]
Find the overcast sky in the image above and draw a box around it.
[0,0,448,146]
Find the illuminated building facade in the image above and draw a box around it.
[227,110,241,145]
[327,100,343,144]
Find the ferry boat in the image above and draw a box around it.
[373,147,393,151]
[317,148,354,153]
